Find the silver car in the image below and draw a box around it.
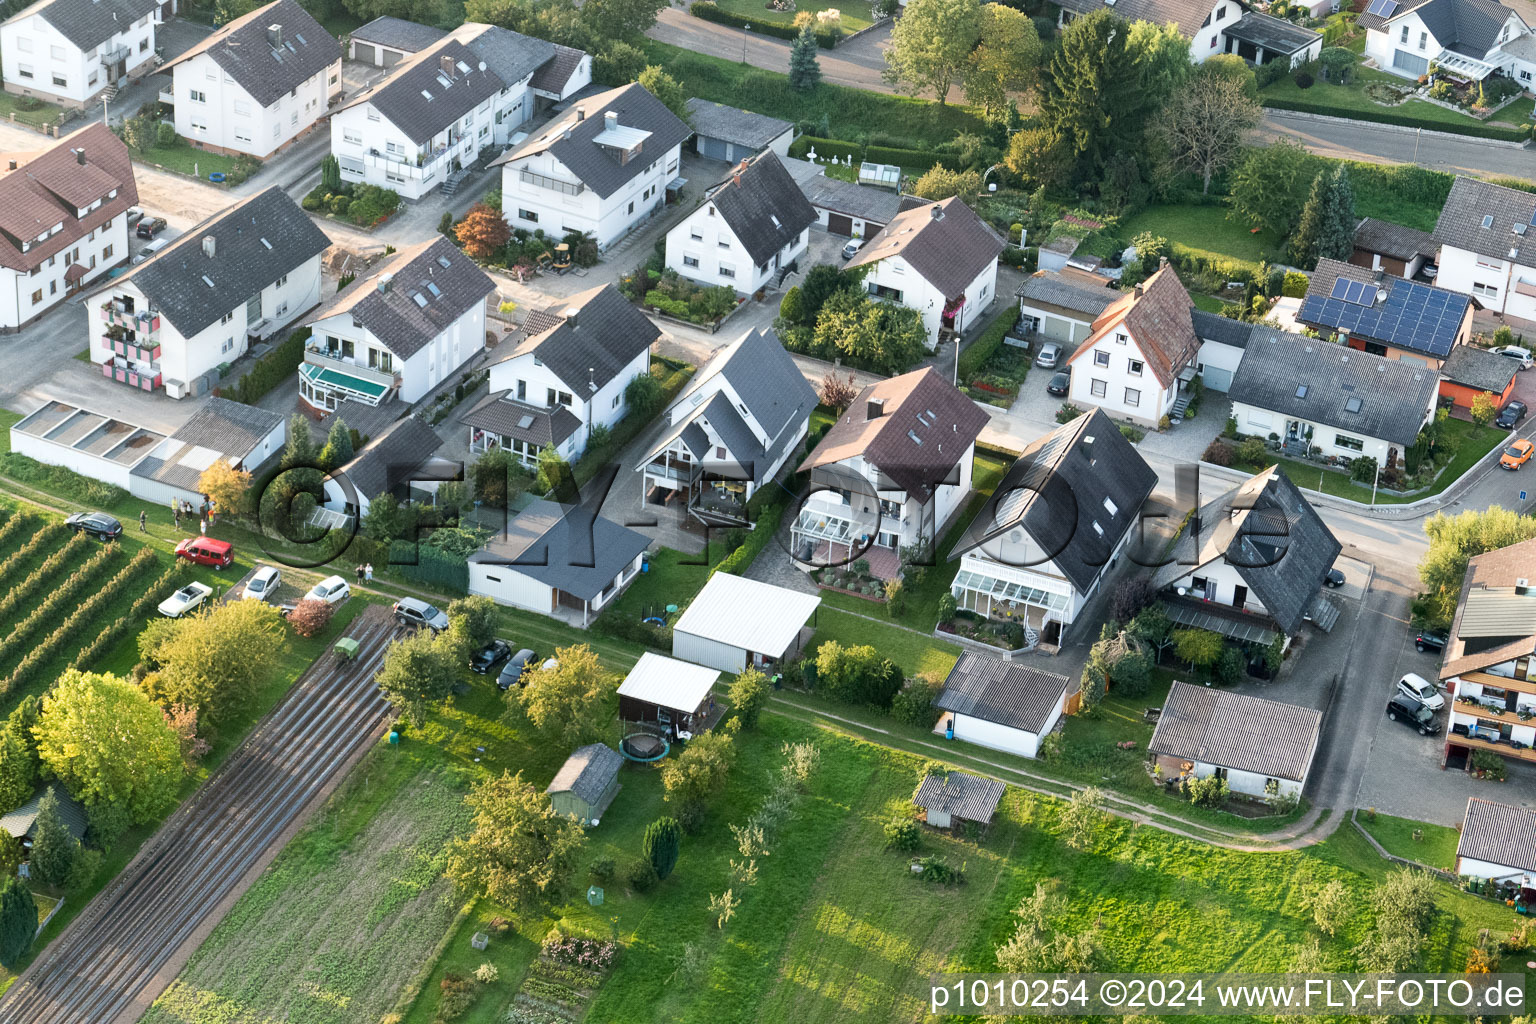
[242,565,281,601]
[1036,341,1063,369]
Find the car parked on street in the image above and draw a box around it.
[1414,629,1447,653]
[125,207,144,226]
[393,596,448,631]
[1500,438,1535,470]
[242,565,281,601]
[470,639,514,674]
[175,537,233,569]
[1035,342,1063,369]
[132,238,169,265]
[1396,672,1445,711]
[497,648,538,689]
[1046,369,1071,396]
[1496,400,1527,429]
[158,581,213,618]
[65,512,122,541]
[306,575,351,605]
[1385,694,1442,735]
[840,238,864,260]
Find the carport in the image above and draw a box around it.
[1222,12,1321,67]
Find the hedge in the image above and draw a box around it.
[575,364,695,487]
[690,1,840,48]
[786,135,958,173]
[388,539,469,594]
[714,497,786,577]
[957,308,1020,383]
[226,326,310,405]
[1261,96,1527,142]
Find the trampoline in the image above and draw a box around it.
[620,732,669,762]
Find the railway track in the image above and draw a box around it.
[0,604,400,1024]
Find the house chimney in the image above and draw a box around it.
[378,272,393,294]
[441,55,457,79]
[604,110,617,132]
[1518,577,1530,595]
[201,235,215,258]
[588,367,597,392]
[267,23,281,48]
[6,160,14,171]
[75,148,85,166]
[732,157,748,187]
[867,397,884,420]
[575,105,585,121]
[1158,255,1168,270]
[929,204,944,222]
[1133,284,1143,299]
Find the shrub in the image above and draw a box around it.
[1294,70,1314,88]
[436,972,477,1022]
[889,676,943,727]
[1185,774,1229,808]
[883,815,921,851]
[1282,271,1310,298]
[1202,440,1234,466]
[1236,437,1267,466]
[588,856,615,882]
[1055,403,1084,424]
[957,308,1021,382]
[625,857,659,892]
[286,598,334,638]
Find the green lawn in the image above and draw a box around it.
[710,0,873,32]
[1190,293,1231,314]
[1262,66,1528,140]
[810,606,961,679]
[1488,96,1536,126]
[1118,205,1283,272]
[1355,811,1462,871]
[0,91,63,127]
[133,140,245,180]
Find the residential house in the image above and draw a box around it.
[161,0,341,159]
[1228,331,1440,464]
[1298,257,1472,369]
[300,235,493,413]
[1150,680,1322,800]
[617,652,723,738]
[473,283,658,465]
[331,24,591,201]
[347,15,446,66]
[0,785,85,856]
[1,0,158,108]
[1436,536,1536,773]
[664,151,816,295]
[934,652,1072,759]
[1153,465,1343,643]
[1360,0,1531,80]
[1438,343,1518,412]
[912,770,1005,830]
[1456,797,1536,887]
[128,397,284,507]
[1189,308,1260,393]
[793,366,989,576]
[466,499,650,625]
[686,98,793,160]
[1064,261,1203,426]
[671,572,821,675]
[636,326,816,519]
[545,743,622,823]
[1352,217,1437,279]
[88,186,328,399]
[1014,269,1114,347]
[1432,175,1536,325]
[1055,0,1321,67]
[781,156,901,240]
[494,81,691,251]
[0,122,135,329]
[844,197,1004,349]
[949,408,1157,647]
[321,415,447,518]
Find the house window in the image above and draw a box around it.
[1400,25,1409,42]
[690,228,702,241]
[1473,282,1499,298]
[275,274,288,288]
[1093,350,1110,367]
[139,38,148,52]
[234,100,251,117]
[189,89,206,103]
[14,38,28,52]
[517,209,538,224]
[627,201,635,215]
[1418,31,1427,49]
[1524,70,1533,82]
[102,244,112,259]
[220,311,234,325]
[29,289,41,304]
[342,129,362,145]
[1115,332,1127,344]
[1335,433,1364,451]
[683,255,699,268]
[51,73,65,87]
[49,44,64,60]
[366,110,380,122]
[221,337,235,353]
[1090,379,1107,397]
[612,394,621,409]
[17,65,33,79]
[1476,257,1503,271]
[1124,387,1141,407]
[719,264,735,278]
[1128,359,1143,376]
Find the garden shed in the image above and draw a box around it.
[617,652,724,739]
[0,785,87,855]
[912,770,1005,830]
[671,573,820,675]
[546,743,622,824]
[935,653,1072,759]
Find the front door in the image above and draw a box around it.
[1233,585,1247,612]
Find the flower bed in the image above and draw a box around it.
[505,936,619,1023]
[812,565,886,602]
[936,615,1028,650]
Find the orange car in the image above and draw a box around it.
[1500,439,1535,470]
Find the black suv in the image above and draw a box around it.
[65,512,122,541]
[470,639,513,674]
[1386,695,1442,735]
[1414,630,1447,653]
[1496,400,1527,429]
[135,217,167,239]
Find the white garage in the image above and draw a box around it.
[1456,797,1536,886]
[10,401,166,493]
[1190,308,1253,393]
[1014,270,1114,347]
[671,573,821,675]
[935,652,1071,759]
[347,16,447,67]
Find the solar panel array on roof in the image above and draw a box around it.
[1300,278,1470,358]
[1329,278,1374,305]
[1365,0,1397,15]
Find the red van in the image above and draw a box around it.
[175,537,234,569]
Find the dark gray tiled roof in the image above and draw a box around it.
[494,82,692,199]
[1458,797,1536,873]
[1299,258,1470,359]
[1154,466,1341,635]
[0,785,86,843]
[1434,175,1536,261]
[453,23,555,92]
[912,770,1005,824]
[546,743,622,805]
[685,98,793,150]
[675,327,816,447]
[1409,0,1514,56]
[1149,681,1322,783]
[936,652,1070,734]
[1354,217,1437,262]
[162,0,339,108]
[1053,0,1221,38]
[115,187,330,340]
[8,0,158,51]
[1440,344,1517,394]
[131,397,284,493]
[338,416,443,500]
[308,236,493,360]
[460,391,581,448]
[468,499,650,600]
[695,392,771,483]
[1191,308,1256,349]
[952,408,1157,596]
[529,43,585,95]
[1228,334,1438,446]
[500,284,659,396]
[846,196,1004,301]
[350,15,447,52]
[1223,10,1321,52]
[1015,270,1116,319]
[795,172,901,225]
[342,38,508,146]
[705,151,817,268]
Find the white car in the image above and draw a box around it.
[306,575,351,605]
[158,581,213,618]
[242,565,281,601]
[1493,345,1533,370]
[1396,672,1445,712]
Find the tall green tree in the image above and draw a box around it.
[373,627,462,726]
[1126,19,1193,108]
[882,0,982,105]
[579,0,667,41]
[637,66,690,124]
[1289,165,1356,269]
[320,154,343,194]
[139,600,289,723]
[788,24,822,91]
[964,4,1041,119]
[318,416,354,470]
[1036,9,1151,186]
[27,787,76,888]
[1228,138,1322,235]
[1418,507,1536,629]
[361,491,405,541]
[643,816,682,880]
[0,877,35,968]
[446,596,499,650]
[444,770,586,916]
[512,645,615,750]
[0,718,35,814]
[282,413,316,470]
[812,289,929,376]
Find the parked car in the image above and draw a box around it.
[393,596,448,631]
[1494,344,1533,370]
[840,238,865,260]
[1046,369,1071,396]
[64,511,122,541]
[1496,400,1528,429]
[174,537,233,569]
[135,216,167,240]
[1385,694,1442,735]
[1396,671,1445,712]
[1500,439,1535,470]
[470,639,514,674]
[125,207,145,226]
[306,575,351,605]
[241,565,281,601]
[1414,629,1447,653]
[497,648,539,689]
[1035,342,1063,369]
[1323,568,1346,588]
[132,238,169,265]
[158,581,213,618]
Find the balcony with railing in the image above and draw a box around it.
[100,301,160,336]
[1450,730,1536,763]
[518,168,585,196]
[101,358,161,392]
[1451,697,1536,728]
[303,346,398,389]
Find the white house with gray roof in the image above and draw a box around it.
[935,653,1072,759]
[686,98,793,160]
[162,0,340,158]
[1056,0,1319,66]
[301,235,493,412]
[1456,797,1536,884]
[322,414,448,517]
[1433,175,1536,324]
[348,15,447,66]
[493,81,691,251]
[1,0,159,107]
[1150,681,1322,800]
[637,326,816,518]
[85,186,328,399]
[331,23,590,201]
[1361,0,1530,80]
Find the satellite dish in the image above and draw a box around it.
[1375,287,1388,303]
[589,818,600,827]
[1176,586,1187,596]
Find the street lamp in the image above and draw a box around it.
[743,26,750,64]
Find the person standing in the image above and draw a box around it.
[199,517,207,536]
[365,563,373,582]
[138,510,147,532]
[172,501,181,528]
